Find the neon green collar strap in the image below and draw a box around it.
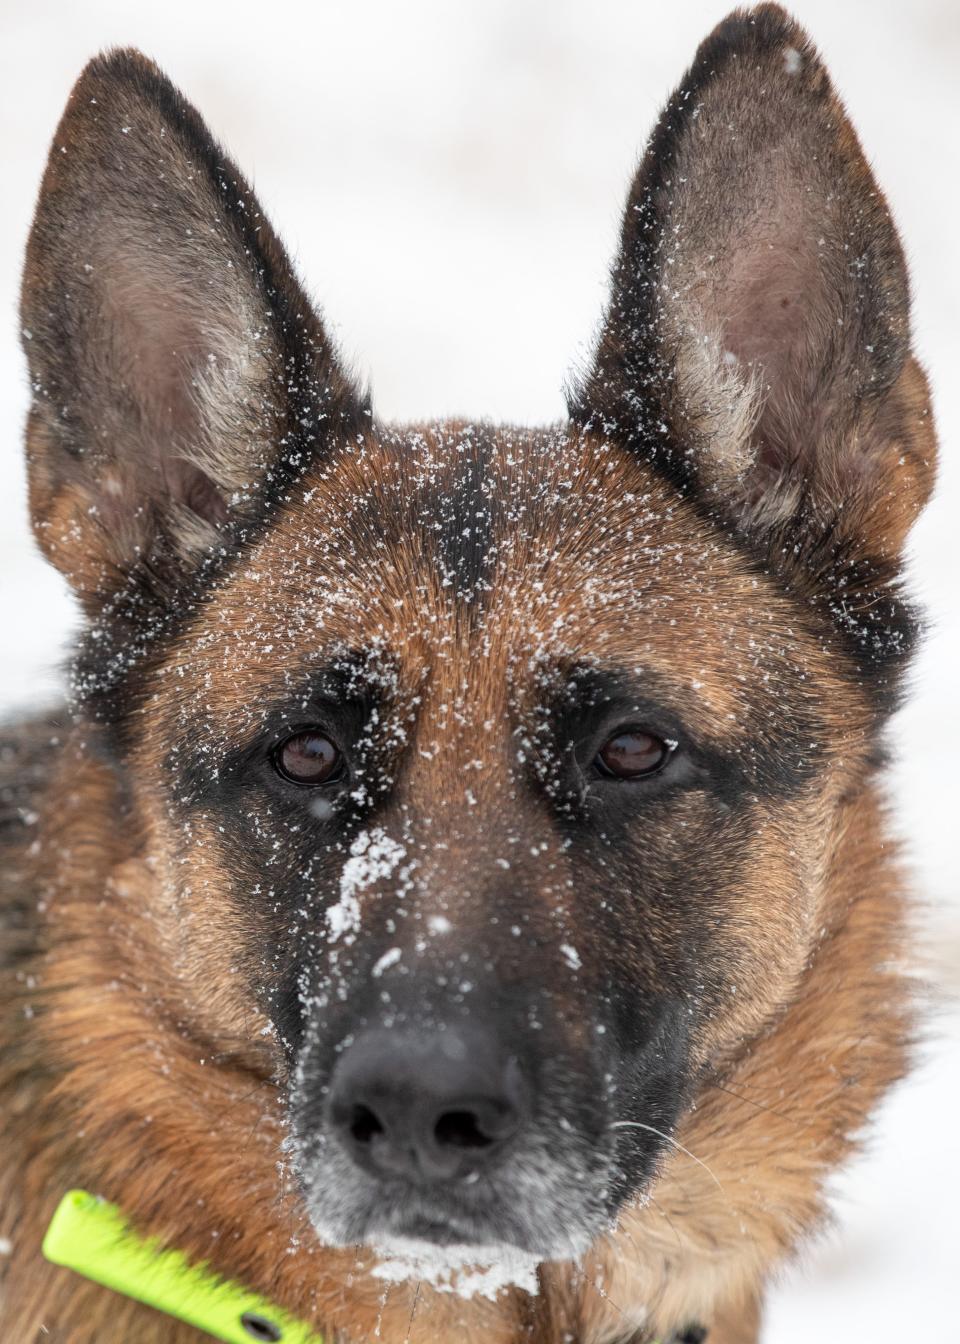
[43,1190,323,1343]
[44,1189,692,1343]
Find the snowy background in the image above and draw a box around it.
[1,1,957,1337]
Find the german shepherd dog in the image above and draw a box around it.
[0,6,937,1341]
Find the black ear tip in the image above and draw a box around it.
[737,1,796,27]
[718,3,801,38]
[50,47,223,192]
[75,45,163,88]
[65,47,183,119]
[697,3,817,70]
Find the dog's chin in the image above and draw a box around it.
[304,1189,600,1264]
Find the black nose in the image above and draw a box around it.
[328,1027,528,1183]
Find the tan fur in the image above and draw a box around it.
[2,6,937,1342]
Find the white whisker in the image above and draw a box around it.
[609,1120,726,1195]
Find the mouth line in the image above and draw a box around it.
[365,1201,506,1248]
[383,1215,475,1245]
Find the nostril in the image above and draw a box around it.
[328,1029,530,1183]
[349,1103,385,1145]
[434,1109,496,1150]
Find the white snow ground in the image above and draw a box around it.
[1,2,957,1337]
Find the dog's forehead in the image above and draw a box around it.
[184,422,809,731]
[240,421,745,608]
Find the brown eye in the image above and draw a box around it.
[595,729,672,780]
[274,730,344,785]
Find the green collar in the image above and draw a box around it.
[44,1189,698,1343]
[43,1190,321,1343]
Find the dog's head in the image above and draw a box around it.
[21,7,935,1262]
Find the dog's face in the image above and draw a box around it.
[21,10,935,1263]
[134,423,866,1257]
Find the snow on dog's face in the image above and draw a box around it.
[22,12,934,1259]
[136,422,874,1257]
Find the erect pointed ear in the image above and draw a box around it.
[570,4,936,567]
[22,49,363,617]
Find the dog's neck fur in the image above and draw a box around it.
[1,714,912,1344]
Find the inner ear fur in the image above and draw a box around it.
[570,3,936,567]
[21,48,363,614]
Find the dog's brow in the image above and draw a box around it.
[260,649,404,726]
[531,660,700,723]
[182,648,402,757]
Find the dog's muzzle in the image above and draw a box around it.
[286,975,690,1260]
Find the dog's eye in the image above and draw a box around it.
[594,729,672,780]
[273,730,344,786]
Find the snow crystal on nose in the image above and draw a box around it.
[371,946,402,977]
[326,827,406,944]
[560,943,582,971]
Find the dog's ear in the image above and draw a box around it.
[21,50,363,617]
[571,4,935,566]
